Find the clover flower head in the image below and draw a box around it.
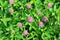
[37,10,41,15]
[27,16,33,22]
[47,2,52,7]
[9,0,14,4]
[8,8,14,13]
[26,4,31,8]
[42,16,48,22]
[38,21,43,27]
[23,30,28,36]
[17,22,22,28]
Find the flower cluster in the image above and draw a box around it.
[0,0,59,40]
[8,0,49,36]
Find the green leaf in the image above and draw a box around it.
[1,16,11,26]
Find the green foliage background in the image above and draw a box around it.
[0,0,60,40]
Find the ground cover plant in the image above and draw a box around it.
[0,0,60,40]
